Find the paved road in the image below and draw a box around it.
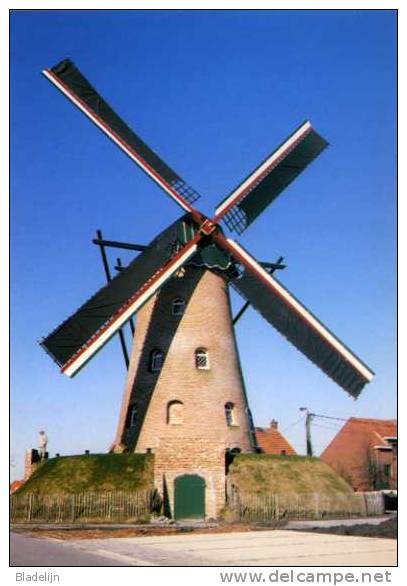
[11,530,397,567]
[10,533,125,566]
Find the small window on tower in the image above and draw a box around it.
[172,298,185,316]
[167,400,184,425]
[125,403,137,428]
[130,405,138,427]
[150,349,164,372]
[195,348,210,370]
[225,402,235,426]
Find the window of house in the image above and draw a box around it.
[383,464,391,479]
[281,450,287,456]
[225,402,235,426]
[172,298,185,316]
[150,349,164,372]
[167,400,184,425]
[195,348,210,370]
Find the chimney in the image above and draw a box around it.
[270,419,278,429]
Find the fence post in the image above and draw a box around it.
[71,494,75,523]
[27,494,33,522]
[314,493,320,519]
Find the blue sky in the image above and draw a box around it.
[10,10,396,480]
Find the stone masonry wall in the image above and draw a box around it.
[154,438,226,520]
[24,449,48,480]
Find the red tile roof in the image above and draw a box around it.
[320,418,397,491]
[10,480,25,494]
[255,424,297,455]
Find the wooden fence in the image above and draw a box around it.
[10,490,152,524]
[227,491,384,522]
[11,489,385,524]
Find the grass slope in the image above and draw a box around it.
[228,454,352,495]
[17,453,154,495]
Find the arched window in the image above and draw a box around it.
[167,400,184,425]
[225,402,235,426]
[125,402,137,428]
[195,348,210,370]
[150,349,164,372]
[172,297,185,316]
[130,405,138,427]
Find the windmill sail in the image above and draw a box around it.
[41,59,374,396]
[43,59,202,214]
[41,216,201,377]
[214,121,328,234]
[215,236,374,397]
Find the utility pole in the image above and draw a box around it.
[299,407,315,457]
[299,409,347,457]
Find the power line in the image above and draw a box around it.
[281,413,306,433]
[312,423,342,431]
[298,408,347,457]
[311,413,348,422]
[312,423,342,432]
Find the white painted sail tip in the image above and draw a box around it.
[62,365,76,378]
[365,370,375,382]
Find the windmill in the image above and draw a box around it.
[40,59,374,519]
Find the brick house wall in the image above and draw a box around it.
[391,443,397,488]
[373,448,395,489]
[320,418,397,491]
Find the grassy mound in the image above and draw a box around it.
[228,454,353,495]
[17,453,154,495]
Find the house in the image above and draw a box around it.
[255,419,297,455]
[320,417,397,491]
[10,480,25,494]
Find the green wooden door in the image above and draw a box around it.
[174,474,205,520]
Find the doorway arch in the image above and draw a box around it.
[174,474,205,520]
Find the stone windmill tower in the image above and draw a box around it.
[112,263,254,518]
[40,59,374,519]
